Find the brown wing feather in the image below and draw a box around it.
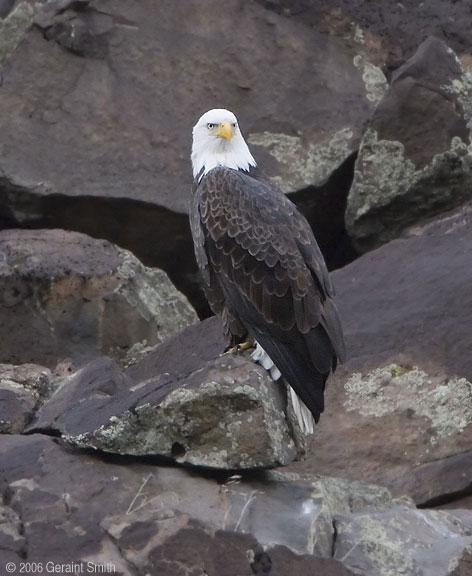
[196,168,328,332]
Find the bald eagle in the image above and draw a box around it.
[190,109,345,433]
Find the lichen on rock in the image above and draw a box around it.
[353,55,388,104]
[248,128,354,190]
[0,2,35,69]
[344,364,472,443]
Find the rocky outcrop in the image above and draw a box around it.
[0,433,471,574]
[1,1,472,572]
[0,0,383,310]
[346,37,472,251]
[292,205,472,507]
[28,317,303,469]
[17,207,472,494]
[0,229,197,369]
[0,0,375,207]
[257,0,472,72]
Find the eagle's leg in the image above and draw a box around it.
[222,306,253,354]
[226,336,255,355]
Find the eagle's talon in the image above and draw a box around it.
[225,338,254,355]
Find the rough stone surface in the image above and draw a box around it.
[0,228,197,369]
[0,0,381,313]
[291,206,472,507]
[0,1,35,68]
[0,433,393,572]
[0,433,469,572]
[346,37,472,251]
[0,0,375,209]
[334,508,472,576]
[28,317,303,469]
[0,363,51,433]
[256,0,472,72]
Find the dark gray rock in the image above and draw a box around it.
[0,1,34,67]
[291,205,472,507]
[0,363,51,433]
[346,37,472,251]
[0,433,391,571]
[0,427,469,572]
[0,229,197,369]
[136,523,357,576]
[334,508,472,576]
[257,0,472,72]
[28,318,303,469]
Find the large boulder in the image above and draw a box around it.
[346,37,472,251]
[292,205,472,507]
[28,317,303,469]
[0,0,377,209]
[0,229,197,369]
[0,0,384,310]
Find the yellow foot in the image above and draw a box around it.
[225,338,254,354]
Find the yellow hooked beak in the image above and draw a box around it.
[216,121,233,141]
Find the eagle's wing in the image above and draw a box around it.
[193,167,345,420]
[190,176,246,342]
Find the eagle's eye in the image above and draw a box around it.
[207,123,217,130]
[231,123,237,128]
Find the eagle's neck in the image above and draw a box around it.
[191,134,257,180]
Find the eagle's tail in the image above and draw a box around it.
[251,340,319,434]
[289,386,314,435]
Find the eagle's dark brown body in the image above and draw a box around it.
[190,166,345,423]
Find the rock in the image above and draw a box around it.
[1,432,470,573]
[0,1,35,68]
[0,229,197,369]
[291,205,472,507]
[346,37,472,251]
[0,0,382,311]
[28,317,303,469]
[257,0,472,72]
[132,523,356,576]
[0,433,405,570]
[0,432,469,572]
[334,508,472,576]
[0,363,52,433]
[0,0,375,208]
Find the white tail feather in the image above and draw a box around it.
[289,387,314,435]
[251,342,315,434]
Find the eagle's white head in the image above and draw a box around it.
[191,108,257,179]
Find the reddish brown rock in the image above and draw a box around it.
[256,0,472,71]
[346,37,472,251]
[0,434,383,571]
[292,205,472,507]
[0,0,381,311]
[0,229,197,369]
[0,432,469,572]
